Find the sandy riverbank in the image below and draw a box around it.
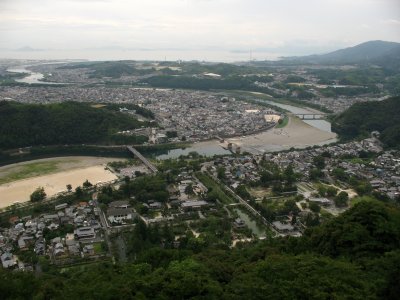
[227,115,337,153]
[0,157,122,208]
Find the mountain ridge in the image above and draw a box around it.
[282,40,400,68]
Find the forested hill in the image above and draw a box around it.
[0,101,149,150]
[1,200,399,299]
[283,40,400,69]
[332,96,400,148]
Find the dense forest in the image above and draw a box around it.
[0,101,149,150]
[282,40,400,70]
[332,96,400,148]
[58,61,155,78]
[1,199,399,299]
[142,75,277,96]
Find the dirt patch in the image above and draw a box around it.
[227,115,337,153]
[249,187,271,199]
[0,156,124,208]
[0,156,124,184]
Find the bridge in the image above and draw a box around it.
[294,113,326,120]
[127,146,158,173]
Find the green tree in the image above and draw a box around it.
[284,164,296,184]
[309,202,321,213]
[332,168,348,181]
[310,168,323,180]
[355,182,373,195]
[236,185,251,200]
[334,191,349,207]
[313,155,325,169]
[326,186,338,197]
[83,179,93,188]
[185,183,194,196]
[75,186,83,198]
[30,187,46,202]
[217,167,226,180]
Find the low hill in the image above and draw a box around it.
[332,96,400,148]
[0,101,149,149]
[59,61,155,78]
[284,40,400,69]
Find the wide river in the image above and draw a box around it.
[155,100,335,159]
[263,100,332,133]
[7,64,335,158]
[7,64,68,85]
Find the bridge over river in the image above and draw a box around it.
[293,113,326,120]
[127,146,158,173]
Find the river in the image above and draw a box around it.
[263,100,332,132]
[7,65,66,85]
[6,63,334,158]
[155,100,335,159]
[154,140,231,160]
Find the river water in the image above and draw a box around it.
[263,100,332,133]
[6,64,333,159]
[155,100,334,159]
[7,65,65,85]
[154,141,231,160]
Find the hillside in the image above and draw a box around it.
[332,96,400,147]
[0,101,148,149]
[284,40,400,69]
[59,61,155,78]
[1,199,399,299]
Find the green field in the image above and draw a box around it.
[275,115,289,128]
[196,172,235,204]
[0,161,61,185]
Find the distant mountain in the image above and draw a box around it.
[15,46,44,52]
[283,40,400,68]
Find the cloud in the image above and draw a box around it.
[0,0,399,60]
[382,19,400,25]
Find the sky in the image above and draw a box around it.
[0,0,399,61]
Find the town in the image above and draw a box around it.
[1,130,399,271]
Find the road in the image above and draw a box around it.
[92,192,114,259]
[206,172,280,236]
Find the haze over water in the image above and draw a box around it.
[0,49,282,63]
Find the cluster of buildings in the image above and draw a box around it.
[0,200,105,270]
[0,85,279,142]
[306,96,389,113]
[207,156,260,188]
[256,136,399,200]
[146,94,277,141]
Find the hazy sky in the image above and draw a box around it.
[0,0,399,61]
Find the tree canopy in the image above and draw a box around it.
[0,101,148,149]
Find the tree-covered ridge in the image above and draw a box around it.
[0,101,148,150]
[332,96,400,148]
[58,61,156,78]
[141,75,277,97]
[282,40,400,70]
[1,199,399,299]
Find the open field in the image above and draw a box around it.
[0,156,123,184]
[275,115,289,128]
[0,156,123,208]
[227,115,337,153]
[0,161,60,185]
[249,187,271,199]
